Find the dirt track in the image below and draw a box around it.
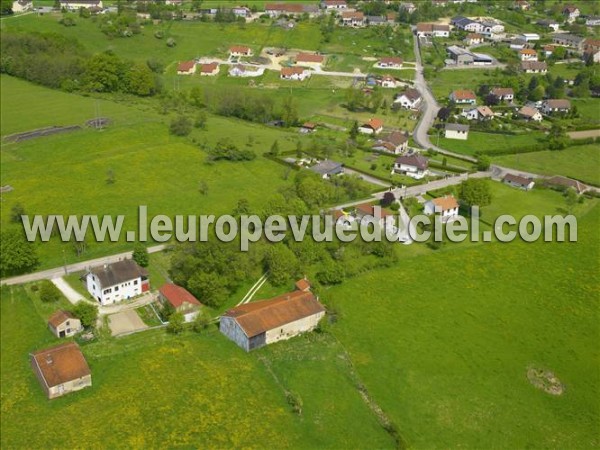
[567,129,600,140]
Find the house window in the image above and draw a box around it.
[134,280,138,286]
[66,328,71,333]
[114,286,119,292]
[103,288,111,294]
[66,321,70,326]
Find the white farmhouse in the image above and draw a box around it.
[394,88,422,109]
[393,153,429,179]
[424,195,460,222]
[85,260,149,306]
[220,281,325,352]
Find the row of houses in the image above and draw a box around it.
[451,15,505,39]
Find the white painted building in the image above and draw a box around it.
[12,0,33,12]
[444,123,469,140]
[424,195,460,222]
[393,153,429,179]
[85,260,149,306]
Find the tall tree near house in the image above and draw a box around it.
[0,229,39,276]
[281,96,298,126]
[167,311,185,334]
[270,140,280,156]
[72,302,99,328]
[132,244,150,267]
[349,120,359,140]
[459,178,492,208]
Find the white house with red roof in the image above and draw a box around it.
[177,61,196,75]
[159,284,203,323]
[358,118,384,135]
[424,195,460,222]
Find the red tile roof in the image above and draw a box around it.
[281,66,306,76]
[295,278,311,291]
[432,195,459,211]
[177,61,196,72]
[296,52,324,63]
[229,45,251,54]
[31,342,91,388]
[159,284,202,309]
[379,56,403,65]
[364,118,384,130]
[451,89,476,100]
[200,62,219,73]
[48,310,76,329]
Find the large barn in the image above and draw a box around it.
[220,280,325,352]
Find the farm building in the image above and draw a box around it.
[30,342,92,399]
[159,284,203,323]
[220,283,325,352]
[48,310,83,338]
[503,174,535,191]
[59,0,102,9]
[521,61,547,73]
[85,259,149,306]
[416,23,450,37]
[541,99,571,114]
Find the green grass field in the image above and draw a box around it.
[494,144,600,186]
[437,131,546,157]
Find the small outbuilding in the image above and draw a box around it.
[159,284,203,323]
[48,310,83,338]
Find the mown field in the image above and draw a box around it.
[326,202,600,448]
[494,144,600,187]
[436,130,546,157]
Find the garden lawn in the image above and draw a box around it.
[494,144,600,187]
[437,131,545,157]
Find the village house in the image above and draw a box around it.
[450,89,477,104]
[264,3,318,17]
[399,2,417,14]
[295,52,325,68]
[465,33,484,45]
[416,23,450,38]
[521,61,547,73]
[48,310,82,338]
[333,209,356,229]
[481,21,505,39]
[378,75,398,88]
[552,33,585,53]
[545,176,588,194]
[366,15,388,26]
[59,0,102,10]
[519,33,540,42]
[451,16,484,33]
[543,44,556,57]
[462,105,494,121]
[372,131,409,154]
[541,99,571,115]
[424,195,460,222]
[159,284,202,323]
[228,64,263,77]
[393,153,429,179]
[85,259,149,306]
[309,160,344,179]
[11,0,33,12]
[514,0,530,11]
[510,38,527,50]
[518,106,543,121]
[377,57,403,69]
[562,5,580,23]
[321,0,347,10]
[177,61,196,75]
[280,66,311,81]
[354,203,395,228]
[583,38,600,59]
[220,282,325,351]
[490,87,514,102]
[444,123,470,140]
[198,62,219,76]
[519,48,538,61]
[341,11,364,27]
[394,88,422,109]
[503,173,535,191]
[536,19,560,32]
[358,118,384,135]
[229,45,253,57]
[585,16,600,27]
[299,122,317,134]
[30,342,92,399]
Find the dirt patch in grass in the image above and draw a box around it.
[527,366,565,396]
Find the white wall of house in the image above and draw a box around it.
[50,319,83,338]
[424,202,459,221]
[264,312,325,345]
[86,273,142,306]
[445,129,469,140]
[394,163,426,179]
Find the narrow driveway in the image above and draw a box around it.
[51,277,85,305]
[344,168,391,188]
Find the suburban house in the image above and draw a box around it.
[562,5,580,23]
[198,62,219,76]
[462,105,494,121]
[30,342,92,399]
[519,48,538,61]
[219,282,325,352]
[48,310,83,338]
[450,89,477,104]
[444,123,470,140]
[295,52,325,68]
[85,259,149,306]
[393,153,429,179]
[372,131,409,154]
[228,64,262,77]
[552,34,585,52]
[59,0,102,10]
[299,122,317,134]
[11,0,33,12]
[341,11,364,27]
[358,118,384,135]
[416,23,450,38]
[333,209,357,229]
[280,66,311,81]
[465,33,484,45]
[394,88,422,109]
[229,45,253,57]
[503,173,535,191]
[377,57,403,69]
[321,0,347,10]
[159,284,202,323]
[378,75,398,88]
[541,99,571,114]
[521,61,547,73]
[177,61,196,75]
[536,19,560,32]
[518,106,543,122]
[424,195,460,222]
[309,160,344,179]
[490,87,514,102]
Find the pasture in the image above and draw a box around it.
[436,130,546,157]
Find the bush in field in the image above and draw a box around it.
[39,280,61,303]
[170,115,192,136]
[73,301,98,328]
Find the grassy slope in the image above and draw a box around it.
[0,284,393,449]
[326,198,600,448]
[437,131,545,157]
[494,144,600,186]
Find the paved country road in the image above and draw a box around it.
[0,244,168,286]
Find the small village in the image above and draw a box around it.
[1,0,598,447]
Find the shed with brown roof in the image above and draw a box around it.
[31,342,92,399]
[48,310,82,338]
[220,283,325,351]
